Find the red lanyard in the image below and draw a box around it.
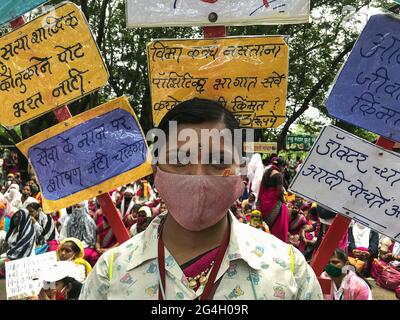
[157,223,231,300]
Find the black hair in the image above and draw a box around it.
[309,207,318,219]
[26,202,40,211]
[157,98,240,136]
[30,184,39,197]
[332,248,372,288]
[333,248,348,262]
[261,159,286,189]
[5,209,29,242]
[154,98,241,159]
[5,211,21,242]
[248,193,256,200]
[272,157,287,167]
[63,241,81,255]
[317,206,336,220]
[59,277,83,300]
[137,217,153,233]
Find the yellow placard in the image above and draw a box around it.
[147,36,289,128]
[0,1,108,128]
[17,96,153,213]
[244,142,277,153]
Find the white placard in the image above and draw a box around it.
[5,251,57,300]
[289,125,400,240]
[126,0,310,27]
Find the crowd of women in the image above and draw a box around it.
[242,154,400,300]
[0,163,163,299]
[0,146,399,300]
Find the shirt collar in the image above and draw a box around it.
[126,211,263,271]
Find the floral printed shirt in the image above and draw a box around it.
[79,213,323,300]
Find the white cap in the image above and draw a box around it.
[39,261,85,283]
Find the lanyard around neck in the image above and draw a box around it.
[157,223,231,300]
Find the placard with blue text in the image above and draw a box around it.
[289,125,400,241]
[17,96,153,212]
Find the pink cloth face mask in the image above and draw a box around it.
[154,167,244,232]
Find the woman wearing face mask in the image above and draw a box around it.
[322,249,372,300]
[59,202,98,266]
[130,206,153,237]
[26,202,57,249]
[36,261,84,300]
[37,276,83,300]
[57,238,92,278]
[79,98,322,300]
[117,188,136,219]
[4,184,21,210]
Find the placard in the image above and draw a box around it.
[126,0,310,27]
[17,96,153,213]
[286,135,316,150]
[0,1,108,128]
[244,142,277,153]
[326,14,400,142]
[0,0,48,27]
[147,36,289,128]
[5,251,57,300]
[289,125,400,240]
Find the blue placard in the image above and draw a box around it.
[0,0,48,26]
[326,14,400,142]
[28,108,147,201]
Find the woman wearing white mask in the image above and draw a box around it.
[60,202,98,266]
[79,98,322,300]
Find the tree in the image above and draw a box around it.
[230,0,392,149]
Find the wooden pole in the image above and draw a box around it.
[10,15,130,244]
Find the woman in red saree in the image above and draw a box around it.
[257,157,289,243]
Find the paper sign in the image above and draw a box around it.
[289,125,400,240]
[244,142,277,153]
[17,96,153,213]
[5,251,57,300]
[286,135,316,150]
[326,14,400,142]
[0,1,109,128]
[0,0,48,27]
[126,0,310,27]
[148,37,288,128]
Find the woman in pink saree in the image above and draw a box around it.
[95,209,119,255]
[257,157,289,242]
